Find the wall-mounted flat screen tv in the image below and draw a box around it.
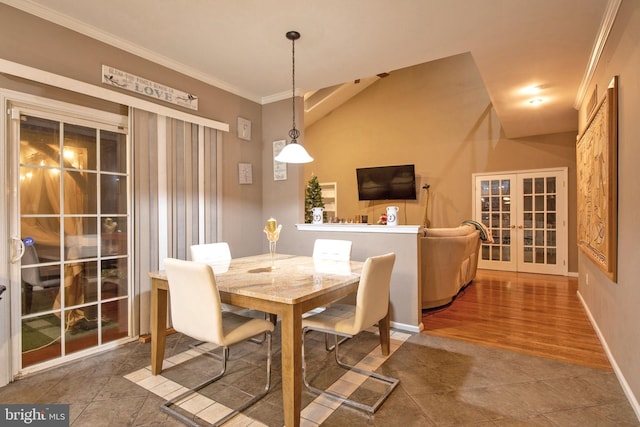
[356,164,417,200]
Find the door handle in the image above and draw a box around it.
[10,237,25,264]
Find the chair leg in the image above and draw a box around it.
[302,330,399,414]
[210,332,272,426]
[188,340,226,360]
[162,346,229,426]
[163,333,273,426]
[324,333,349,351]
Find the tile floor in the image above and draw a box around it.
[0,326,638,426]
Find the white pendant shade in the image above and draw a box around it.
[274,142,314,163]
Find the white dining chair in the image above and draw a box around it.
[301,252,399,414]
[190,242,269,345]
[311,239,353,350]
[191,242,233,311]
[312,238,352,261]
[162,258,274,426]
[190,242,231,265]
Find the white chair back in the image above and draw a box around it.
[354,252,396,332]
[164,258,225,344]
[312,239,352,261]
[190,242,232,263]
[191,242,231,273]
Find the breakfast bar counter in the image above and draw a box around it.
[294,224,423,332]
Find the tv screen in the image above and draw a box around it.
[356,164,417,200]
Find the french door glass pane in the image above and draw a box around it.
[492,246,500,260]
[101,175,127,214]
[524,247,533,263]
[100,131,127,173]
[102,259,128,299]
[20,117,60,167]
[547,195,556,211]
[481,181,489,196]
[21,264,60,316]
[502,246,511,261]
[522,173,558,266]
[64,171,97,214]
[523,213,532,228]
[63,124,97,170]
[547,213,556,229]
[491,180,500,195]
[501,180,510,195]
[102,299,128,343]
[22,314,61,356]
[20,167,61,215]
[480,178,512,262]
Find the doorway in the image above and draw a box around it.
[473,168,568,275]
[7,98,132,373]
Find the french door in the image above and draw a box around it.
[473,168,568,275]
[7,98,132,373]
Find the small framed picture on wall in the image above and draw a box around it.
[237,117,252,141]
[238,162,253,184]
[273,140,287,181]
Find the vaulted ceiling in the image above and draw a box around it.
[4,0,614,138]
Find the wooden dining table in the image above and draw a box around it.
[148,253,391,427]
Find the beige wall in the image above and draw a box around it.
[304,53,579,271]
[577,0,640,413]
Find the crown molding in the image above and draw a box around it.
[574,0,623,109]
[261,88,305,105]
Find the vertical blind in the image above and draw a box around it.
[131,108,219,334]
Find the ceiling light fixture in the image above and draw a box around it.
[528,97,544,106]
[521,84,543,95]
[274,30,314,164]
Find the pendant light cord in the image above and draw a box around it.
[287,31,300,142]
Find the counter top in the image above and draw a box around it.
[296,223,422,234]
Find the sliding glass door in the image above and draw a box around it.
[9,102,131,370]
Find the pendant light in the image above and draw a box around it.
[274,30,314,164]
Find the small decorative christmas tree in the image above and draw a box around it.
[305,175,325,223]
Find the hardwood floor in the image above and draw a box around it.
[422,269,612,371]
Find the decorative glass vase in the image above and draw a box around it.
[263,217,282,270]
[269,240,277,269]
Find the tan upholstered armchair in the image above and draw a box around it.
[419,225,481,309]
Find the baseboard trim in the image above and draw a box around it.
[390,321,420,334]
[577,290,640,421]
